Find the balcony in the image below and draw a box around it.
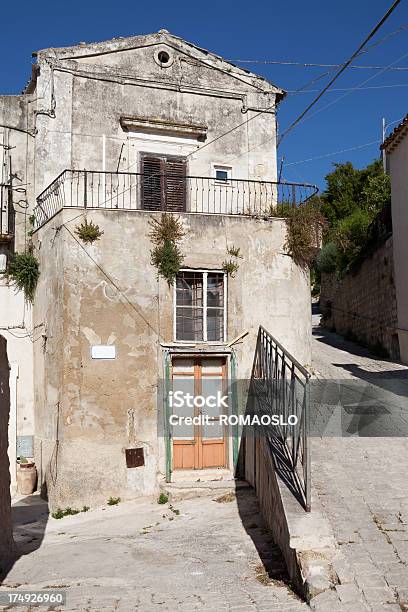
[33,170,318,229]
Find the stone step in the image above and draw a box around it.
[160,478,250,501]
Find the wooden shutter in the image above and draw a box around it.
[142,156,163,211]
[164,158,186,212]
[141,154,186,212]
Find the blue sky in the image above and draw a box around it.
[2,0,407,189]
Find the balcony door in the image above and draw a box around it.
[141,153,186,212]
[171,357,228,470]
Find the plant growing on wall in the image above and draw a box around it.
[7,251,40,303]
[75,219,104,244]
[148,214,185,285]
[222,244,243,277]
[271,200,325,269]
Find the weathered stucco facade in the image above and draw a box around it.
[33,209,311,508]
[2,31,314,509]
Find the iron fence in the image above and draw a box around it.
[250,326,311,511]
[34,169,318,229]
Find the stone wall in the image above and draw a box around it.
[240,436,339,601]
[0,335,14,572]
[320,237,399,359]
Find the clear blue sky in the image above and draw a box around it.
[2,0,407,189]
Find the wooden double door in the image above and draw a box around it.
[172,357,228,470]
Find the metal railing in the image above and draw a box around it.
[250,326,311,511]
[33,169,318,229]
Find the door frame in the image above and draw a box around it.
[170,355,229,471]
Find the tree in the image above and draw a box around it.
[316,158,391,275]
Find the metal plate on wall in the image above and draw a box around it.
[126,447,145,468]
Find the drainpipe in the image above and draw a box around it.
[102,134,106,199]
[164,351,172,483]
[231,350,239,470]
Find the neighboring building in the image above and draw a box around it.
[382,115,408,365]
[1,93,36,490]
[1,31,316,509]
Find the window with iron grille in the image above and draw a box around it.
[175,271,226,342]
[141,153,186,212]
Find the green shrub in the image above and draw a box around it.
[334,208,372,273]
[7,252,40,303]
[52,508,64,520]
[75,219,104,244]
[107,496,121,506]
[316,241,338,274]
[151,240,184,285]
[282,202,325,269]
[64,507,80,516]
[148,214,185,285]
[148,214,185,245]
[158,492,169,504]
[222,259,240,277]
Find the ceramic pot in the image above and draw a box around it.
[16,462,37,495]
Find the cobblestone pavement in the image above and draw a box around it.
[1,488,307,611]
[311,313,408,611]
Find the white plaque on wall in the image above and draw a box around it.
[91,345,116,359]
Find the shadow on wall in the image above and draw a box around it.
[233,479,295,591]
[0,494,49,584]
[0,334,49,584]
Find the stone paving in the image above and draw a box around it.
[311,313,408,611]
[0,488,307,611]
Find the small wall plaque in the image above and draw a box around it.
[126,447,145,468]
[91,345,116,360]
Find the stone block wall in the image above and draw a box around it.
[320,237,399,359]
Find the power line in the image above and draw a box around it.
[288,50,408,132]
[284,140,382,166]
[288,82,408,94]
[183,2,403,163]
[231,23,408,69]
[277,0,403,145]
[232,61,408,70]
[286,22,408,97]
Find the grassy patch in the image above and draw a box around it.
[158,492,169,505]
[51,507,80,519]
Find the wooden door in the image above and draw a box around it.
[172,357,227,470]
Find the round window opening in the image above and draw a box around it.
[155,49,173,67]
[158,50,170,64]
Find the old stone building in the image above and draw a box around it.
[382,115,408,365]
[1,31,316,509]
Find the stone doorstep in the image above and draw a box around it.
[159,476,246,501]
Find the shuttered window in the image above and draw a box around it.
[141,154,186,212]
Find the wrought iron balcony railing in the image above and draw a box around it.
[34,170,318,229]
